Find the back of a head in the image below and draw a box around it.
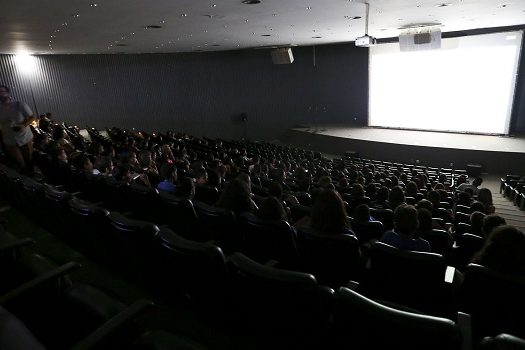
[351,183,365,198]
[257,196,287,221]
[470,200,486,214]
[310,189,349,234]
[417,208,433,231]
[477,188,493,208]
[177,177,195,200]
[216,178,252,213]
[354,204,371,222]
[377,186,389,201]
[470,211,485,234]
[267,181,283,198]
[483,214,506,238]
[473,177,483,187]
[394,204,419,237]
[388,186,406,206]
[416,199,434,212]
[473,225,525,275]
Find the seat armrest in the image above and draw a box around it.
[71,299,154,350]
[457,311,472,350]
[264,259,280,268]
[0,237,34,254]
[345,280,360,291]
[0,261,81,304]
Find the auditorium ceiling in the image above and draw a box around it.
[1,0,523,54]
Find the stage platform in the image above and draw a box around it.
[283,125,525,175]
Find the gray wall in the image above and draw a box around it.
[0,44,369,141]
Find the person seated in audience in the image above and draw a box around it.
[387,185,406,210]
[113,163,151,187]
[471,225,525,276]
[93,155,114,176]
[477,188,496,214]
[365,183,377,201]
[416,208,434,237]
[353,203,375,222]
[482,214,506,239]
[380,204,431,252]
[457,177,483,195]
[470,200,486,214]
[295,166,311,192]
[370,186,390,209]
[156,161,178,194]
[297,188,355,236]
[405,181,419,198]
[72,153,99,175]
[137,149,160,186]
[257,196,288,221]
[470,211,485,237]
[454,191,473,209]
[51,126,75,154]
[175,177,195,200]
[347,183,370,213]
[216,178,257,215]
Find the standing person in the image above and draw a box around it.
[0,85,35,172]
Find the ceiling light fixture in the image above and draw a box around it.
[145,25,162,29]
[242,0,261,4]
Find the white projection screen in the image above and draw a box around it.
[369,30,523,135]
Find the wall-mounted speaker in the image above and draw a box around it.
[271,48,294,64]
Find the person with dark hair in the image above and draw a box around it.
[257,196,288,221]
[457,177,483,195]
[0,85,36,172]
[156,161,178,194]
[477,188,495,214]
[176,177,195,200]
[308,189,353,235]
[470,211,485,237]
[216,178,256,215]
[370,186,390,209]
[387,185,406,210]
[380,204,431,252]
[472,225,525,275]
[482,214,506,239]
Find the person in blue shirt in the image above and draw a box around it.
[156,161,177,194]
[380,204,431,252]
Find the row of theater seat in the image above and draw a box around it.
[3,162,525,348]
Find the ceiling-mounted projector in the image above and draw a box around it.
[354,2,376,48]
[355,34,377,47]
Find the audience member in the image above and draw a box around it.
[380,204,431,252]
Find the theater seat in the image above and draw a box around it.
[332,286,466,350]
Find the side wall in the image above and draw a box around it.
[0,45,368,140]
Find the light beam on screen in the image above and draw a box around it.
[369,31,523,135]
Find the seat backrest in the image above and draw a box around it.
[370,208,394,230]
[238,213,298,268]
[193,201,238,253]
[351,220,385,244]
[157,192,199,239]
[296,227,362,287]
[194,185,219,205]
[332,287,462,350]
[478,334,525,350]
[156,227,229,302]
[460,263,525,342]
[419,229,453,256]
[365,242,450,315]
[227,252,333,335]
[449,233,484,270]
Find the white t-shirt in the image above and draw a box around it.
[0,101,34,146]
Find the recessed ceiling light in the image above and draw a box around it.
[181,13,188,17]
[435,3,451,7]
[306,6,312,10]
[145,25,162,29]
[71,14,80,18]
[261,34,271,36]
[89,3,98,7]
[312,36,322,38]
[242,0,261,4]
